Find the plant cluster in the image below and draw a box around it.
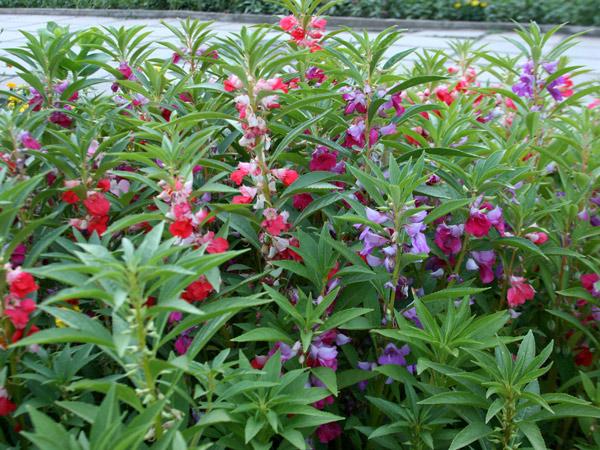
[0,0,599,448]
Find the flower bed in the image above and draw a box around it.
[0,1,599,448]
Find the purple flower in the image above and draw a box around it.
[365,207,389,224]
[357,361,377,390]
[403,307,422,328]
[578,208,590,221]
[378,343,410,366]
[380,123,397,136]
[342,89,367,115]
[378,343,412,384]
[359,229,388,256]
[268,341,299,362]
[467,250,497,283]
[405,222,430,255]
[309,342,338,370]
[546,77,565,101]
[512,74,534,98]
[543,61,558,74]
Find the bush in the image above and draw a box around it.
[0,0,599,26]
[0,1,599,448]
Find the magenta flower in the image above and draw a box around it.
[434,223,463,255]
[316,422,342,443]
[465,206,492,237]
[19,132,41,150]
[309,146,338,172]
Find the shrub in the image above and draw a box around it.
[0,0,599,448]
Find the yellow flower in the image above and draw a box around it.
[55,305,81,328]
[471,0,480,6]
[481,1,488,6]
[454,1,462,8]
[6,82,17,89]
[19,104,28,113]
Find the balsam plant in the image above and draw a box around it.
[0,0,599,448]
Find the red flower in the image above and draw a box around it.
[5,308,31,329]
[465,210,492,237]
[9,272,38,298]
[87,215,109,236]
[83,192,110,217]
[316,422,342,443]
[230,168,248,185]
[575,346,593,366]
[169,219,194,238]
[251,355,268,369]
[507,276,535,308]
[97,179,111,192]
[62,190,80,204]
[290,27,306,41]
[0,397,17,416]
[207,237,229,254]
[182,277,213,302]
[11,324,40,343]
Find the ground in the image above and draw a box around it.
[1,13,599,84]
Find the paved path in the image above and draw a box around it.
[1,13,600,85]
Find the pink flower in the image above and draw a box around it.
[261,209,290,236]
[316,422,342,443]
[207,237,229,254]
[224,74,243,92]
[279,15,298,31]
[507,276,535,307]
[310,17,327,29]
[581,273,600,298]
[525,231,548,245]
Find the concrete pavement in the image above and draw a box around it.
[1,13,599,86]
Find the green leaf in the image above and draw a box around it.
[419,287,488,302]
[424,198,470,224]
[493,236,548,260]
[321,308,373,331]
[518,422,546,450]
[232,327,291,343]
[311,366,338,396]
[448,422,492,450]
